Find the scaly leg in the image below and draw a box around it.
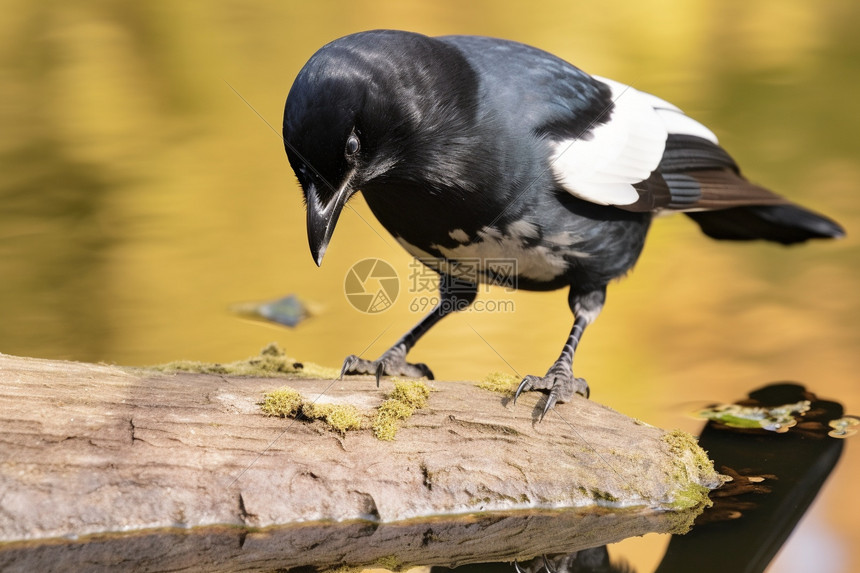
[341,274,478,385]
[514,287,606,420]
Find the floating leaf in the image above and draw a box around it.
[696,401,811,433]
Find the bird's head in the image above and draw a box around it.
[282,30,481,266]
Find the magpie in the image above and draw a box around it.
[282,30,845,418]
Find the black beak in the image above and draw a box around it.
[305,174,356,266]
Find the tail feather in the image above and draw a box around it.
[686,204,846,245]
[652,134,845,244]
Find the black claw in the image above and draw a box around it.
[540,393,557,422]
[418,363,435,380]
[339,355,357,380]
[513,377,531,405]
[375,361,384,387]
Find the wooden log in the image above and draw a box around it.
[0,352,723,570]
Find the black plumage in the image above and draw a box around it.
[282,30,844,417]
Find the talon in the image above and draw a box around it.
[416,362,434,380]
[513,376,533,405]
[540,393,558,421]
[339,355,358,380]
[375,361,385,387]
[513,561,527,573]
[542,555,557,573]
[514,369,588,420]
[339,349,432,381]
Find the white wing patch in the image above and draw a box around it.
[550,75,718,206]
[633,87,719,144]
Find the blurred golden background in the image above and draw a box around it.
[1,1,858,571]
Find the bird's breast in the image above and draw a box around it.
[395,221,589,290]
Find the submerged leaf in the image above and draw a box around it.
[232,294,314,327]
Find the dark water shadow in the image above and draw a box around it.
[435,382,847,573]
[654,383,846,573]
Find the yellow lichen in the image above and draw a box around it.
[372,399,414,441]
[321,566,363,573]
[151,343,340,379]
[301,402,363,434]
[260,386,303,417]
[371,379,432,441]
[388,378,430,408]
[165,347,438,440]
[259,386,363,435]
[374,555,402,571]
[476,372,520,396]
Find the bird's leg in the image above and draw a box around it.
[514,287,606,419]
[341,274,478,385]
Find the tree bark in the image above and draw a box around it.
[0,353,722,571]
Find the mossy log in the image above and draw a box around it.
[0,351,723,571]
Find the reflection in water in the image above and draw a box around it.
[657,383,846,572]
[514,549,630,573]
[828,416,860,439]
[695,397,812,432]
[433,547,630,573]
[433,383,846,573]
[0,504,696,572]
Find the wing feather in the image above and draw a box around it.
[549,76,716,208]
[547,75,794,215]
[549,78,665,205]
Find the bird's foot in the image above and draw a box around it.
[514,366,589,420]
[340,348,433,387]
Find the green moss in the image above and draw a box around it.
[154,361,231,375]
[663,429,717,482]
[302,402,363,434]
[371,379,432,441]
[663,503,704,535]
[661,429,717,516]
[151,342,340,379]
[476,371,519,396]
[374,555,402,571]
[321,566,363,573]
[592,490,620,503]
[670,482,711,512]
[260,386,304,417]
[170,349,436,440]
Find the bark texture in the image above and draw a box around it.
[0,353,722,570]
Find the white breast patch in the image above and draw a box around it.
[396,224,587,284]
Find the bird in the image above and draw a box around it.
[282,30,845,419]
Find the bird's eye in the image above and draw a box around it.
[345,133,360,156]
